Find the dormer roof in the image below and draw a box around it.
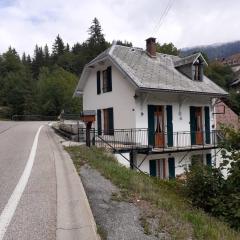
[174,52,208,67]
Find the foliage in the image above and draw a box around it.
[66,145,240,239]
[156,42,179,56]
[185,127,240,231]
[37,66,81,116]
[204,62,235,90]
[116,40,133,47]
[0,18,109,118]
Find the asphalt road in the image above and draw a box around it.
[0,121,56,240]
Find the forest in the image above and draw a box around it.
[0,18,239,119]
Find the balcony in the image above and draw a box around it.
[83,128,222,153]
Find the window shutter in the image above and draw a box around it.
[97,71,101,94]
[166,105,173,147]
[148,105,155,146]
[149,160,157,177]
[97,109,102,135]
[190,106,196,145]
[108,108,114,135]
[204,106,210,144]
[107,66,112,92]
[168,158,175,179]
[206,153,212,166]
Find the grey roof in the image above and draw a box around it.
[77,44,228,96]
[174,53,203,67]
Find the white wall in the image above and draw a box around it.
[83,60,137,129]
[135,92,214,132]
[135,149,212,177]
[114,152,130,168]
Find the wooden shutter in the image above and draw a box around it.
[168,158,175,179]
[204,106,210,144]
[166,105,173,147]
[97,109,102,135]
[190,106,196,145]
[107,66,112,92]
[149,160,156,177]
[108,107,114,135]
[97,71,101,94]
[148,105,155,146]
[206,153,212,166]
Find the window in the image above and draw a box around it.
[102,69,108,92]
[149,159,166,179]
[97,71,101,94]
[96,66,112,94]
[193,59,202,81]
[103,108,114,135]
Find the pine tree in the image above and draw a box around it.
[32,45,44,78]
[52,35,65,57]
[43,44,50,66]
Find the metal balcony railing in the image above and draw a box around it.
[77,128,222,152]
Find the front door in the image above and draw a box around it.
[154,106,164,148]
[195,107,203,145]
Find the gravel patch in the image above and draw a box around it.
[79,164,160,240]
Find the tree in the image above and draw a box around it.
[52,34,65,58]
[32,45,45,78]
[204,62,235,90]
[156,42,179,55]
[86,18,109,60]
[116,40,132,47]
[37,66,81,116]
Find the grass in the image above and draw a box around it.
[66,146,240,240]
[96,224,108,240]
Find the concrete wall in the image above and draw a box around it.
[83,60,136,130]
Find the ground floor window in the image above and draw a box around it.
[149,158,175,179]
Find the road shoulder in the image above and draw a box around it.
[48,128,100,240]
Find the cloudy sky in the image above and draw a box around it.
[0,0,239,55]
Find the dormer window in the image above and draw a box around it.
[193,58,203,81]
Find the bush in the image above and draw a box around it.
[185,127,240,230]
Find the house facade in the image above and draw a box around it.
[75,38,228,179]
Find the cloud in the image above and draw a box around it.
[0,0,240,55]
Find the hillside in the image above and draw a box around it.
[181,41,240,60]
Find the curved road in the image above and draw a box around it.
[0,121,56,240]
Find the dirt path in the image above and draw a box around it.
[79,164,161,240]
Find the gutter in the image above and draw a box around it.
[137,87,229,98]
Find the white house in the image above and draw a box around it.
[74,38,228,179]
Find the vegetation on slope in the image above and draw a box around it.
[66,146,239,240]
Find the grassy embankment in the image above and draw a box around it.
[66,146,240,240]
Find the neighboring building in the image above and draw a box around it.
[74,38,228,179]
[222,53,240,72]
[215,101,240,129]
[221,53,240,92]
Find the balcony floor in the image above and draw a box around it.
[95,141,217,154]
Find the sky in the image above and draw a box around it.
[0,0,239,55]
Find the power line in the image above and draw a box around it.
[151,0,175,37]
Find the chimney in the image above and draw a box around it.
[146,37,156,57]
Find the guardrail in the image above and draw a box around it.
[12,115,58,121]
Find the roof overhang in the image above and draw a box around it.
[73,53,139,97]
[136,87,229,98]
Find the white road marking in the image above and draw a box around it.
[0,125,43,240]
